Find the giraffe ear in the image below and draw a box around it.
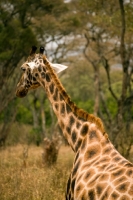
[30,46,37,55]
[50,63,68,74]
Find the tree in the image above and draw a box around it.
[0,0,69,145]
[66,0,133,158]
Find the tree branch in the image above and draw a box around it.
[101,56,118,102]
[119,0,129,101]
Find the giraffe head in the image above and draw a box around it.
[16,46,67,98]
[16,46,43,97]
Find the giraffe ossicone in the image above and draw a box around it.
[16,46,133,200]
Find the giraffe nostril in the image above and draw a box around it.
[16,87,28,98]
[20,91,26,96]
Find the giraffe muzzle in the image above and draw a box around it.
[16,86,28,98]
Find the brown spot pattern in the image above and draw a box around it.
[80,124,89,136]
[84,146,99,161]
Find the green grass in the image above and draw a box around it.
[0,145,74,200]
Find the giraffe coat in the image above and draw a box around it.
[16,46,133,200]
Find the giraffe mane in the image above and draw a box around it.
[43,55,105,134]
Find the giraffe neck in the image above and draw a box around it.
[36,56,107,152]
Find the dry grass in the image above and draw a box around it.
[0,145,74,200]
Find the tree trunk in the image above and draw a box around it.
[0,109,17,146]
[93,64,100,116]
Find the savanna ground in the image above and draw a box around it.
[0,145,74,200]
[0,143,133,200]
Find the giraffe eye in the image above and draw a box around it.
[21,67,26,72]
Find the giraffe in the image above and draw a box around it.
[16,46,133,200]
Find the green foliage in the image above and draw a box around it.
[102,81,122,117]
[16,104,33,124]
[62,60,94,100]
[29,127,42,145]
[0,8,37,61]
[77,100,94,114]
